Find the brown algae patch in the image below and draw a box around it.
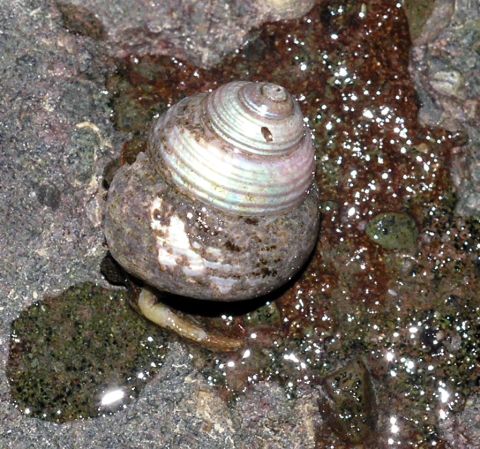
[7,283,168,422]
[106,0,480,446]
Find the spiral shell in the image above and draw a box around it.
[104,81,320,302]
[148,81,315,216]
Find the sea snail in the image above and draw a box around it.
[105,81,320,308]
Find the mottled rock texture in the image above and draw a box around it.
[0,1,115,317]
[439,394,480,449]
[408,0,480,215]
[55,0,315,68]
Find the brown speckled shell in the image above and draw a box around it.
[104,153,320,301]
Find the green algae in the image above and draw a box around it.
[245,302,282,327]
[7,283,168,422]
[366,212,418,250]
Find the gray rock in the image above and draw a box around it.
[234,382,320,449]
[439,394,480,449]
[408,0,480,216]
[55,0,315,68]
[0,0,115,316]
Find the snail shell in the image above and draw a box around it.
[148,81,315,215]
[105,81,320,301]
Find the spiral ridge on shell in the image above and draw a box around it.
[148,81,315,216]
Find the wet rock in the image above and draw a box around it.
[102,157,121,189]
[408,0,480,216]
[317,359,378,445]
[54,0,315,68]
[7,283,167,422]
[245,301,282,327]
[65,125,102,185]
[234,382,319,449]
[439,394,480,449]
[366,212,418,250]
[57,2,106,40]
[403,0,437,41]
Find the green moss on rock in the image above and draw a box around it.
[246,301,281,327]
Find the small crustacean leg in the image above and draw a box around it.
[137,288,243,352]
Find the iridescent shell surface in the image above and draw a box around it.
[148,81,315,216]
[104,81,321,302]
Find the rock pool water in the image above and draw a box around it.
[105,1,480,446]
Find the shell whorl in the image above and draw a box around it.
[148,81,315,216]
[206,82,304,156]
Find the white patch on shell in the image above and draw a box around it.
[150,197,205,275]
[209,276,238,294]
[149,197,239,293]
[204,260,234,271]
[206,247,223,258]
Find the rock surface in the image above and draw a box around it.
[0,1,115,319]
[408,0,480,215]
[55,0,315,68]
[439,395,480,449]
